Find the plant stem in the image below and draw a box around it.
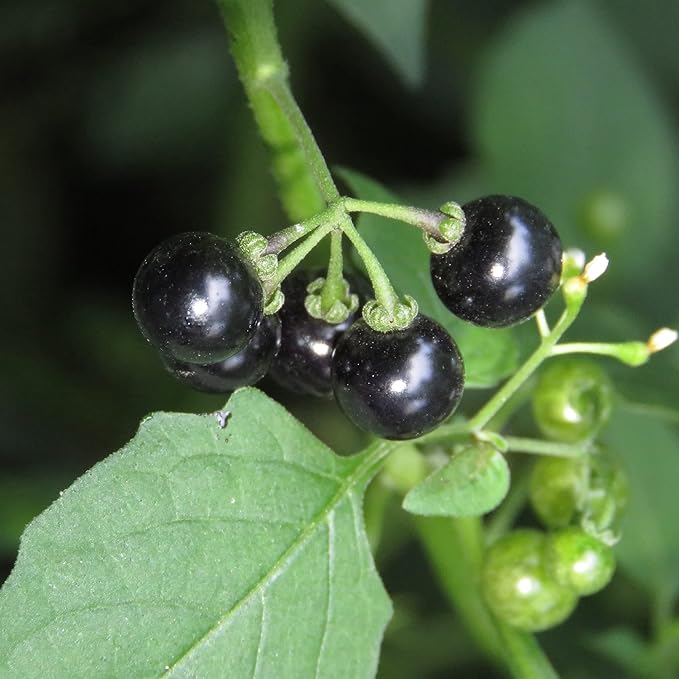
[414,516,504,664]
[266,78,340,204]
[413,516,558,678]
[343,197,445,239]
[340,216,401,313]
[495,624,559,679]
[504,436,590,458]
[216,0,334,220]
[468,297,585,432]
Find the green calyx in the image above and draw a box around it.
[304,276,359,324]
[422,202,466,254]
[529,451,628,546]
[362,295,419,332]
[237,231,279,280]
[263,287,285,315]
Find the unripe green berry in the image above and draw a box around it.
[582,452,629,541]
[532,359,613,443]
[530,457,588,529]
[545,528,615,596]
[482,529,577,632]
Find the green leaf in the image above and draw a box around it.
[339,168,519,389]
[472,1,679,284]
[403,446,510,518]
[325,0,429,86]
[603,410,679,602]
[0,388,391,678]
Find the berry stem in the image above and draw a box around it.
[340,216,402,315]
[503,436,591,458]
[343,197,447,241]
[263,209,333,255]
[217,0,338,220]
[534,310,550,338]
[549,341,649,366]
[467,289,587,433]
[264,219,338,295]
[320,229,346,312]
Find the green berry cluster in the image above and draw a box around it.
[482,358,627,632]
[482,527,616,632]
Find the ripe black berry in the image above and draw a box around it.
[431,196,562,327]
[163,314,281,393]
[331,315,465,440]
[269,270,367,398]
[133,232,263,363]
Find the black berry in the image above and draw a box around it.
[331,314,465,440]
[431,195,562,327]
[163,314,281,393]
[269,270,367,398]
[133,232,263,363]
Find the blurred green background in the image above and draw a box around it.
[1,0,678,676]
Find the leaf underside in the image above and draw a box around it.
[0,388,391,678]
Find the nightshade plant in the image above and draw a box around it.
[1,1,678,678]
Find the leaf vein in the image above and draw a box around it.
[314,514,335,679]
[164,452,342,484]
[160,452,376,677]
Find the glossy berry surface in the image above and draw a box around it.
[482,529,577,632]
[270,270,366,398]
[532,359,613,443]
[133,232,263,364]
[430,195,563,327]
[545,528,616,596]
[163,314,281,393]
[331,314,464,440]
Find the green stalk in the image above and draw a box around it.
[343,197,445,238]
[468,296,586,432]
[503,436,590,459]
[414,516,558,679]
[340,216,401,313]
[320,229,346,312]
[264,219,338,294]
[216,0,335,220]
[414,516,504,663]
[263,205,336,254]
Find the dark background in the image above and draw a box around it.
[1,0,678,676]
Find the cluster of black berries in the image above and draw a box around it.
[133,196,562,440]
